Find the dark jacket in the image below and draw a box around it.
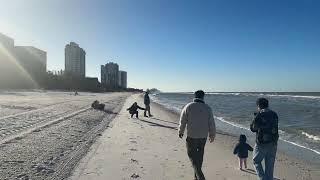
[127,104,145,113]
[250,108,279,144]
[233,142,253,158]
[144,93,150,105]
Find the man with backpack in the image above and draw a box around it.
[250,98,279,180]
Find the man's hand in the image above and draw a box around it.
[179,133,183,139]
[209,135,215,143]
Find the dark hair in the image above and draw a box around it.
[256,98,269,109]
[194,90,205,99]
[239,134,247,143]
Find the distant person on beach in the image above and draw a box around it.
[91,100,105,110]
[144,91,153,117]
[179,90,216,180]
[250,98,279,180]
[233,134,253,170]
[127,102,145,118]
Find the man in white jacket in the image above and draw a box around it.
[179,90,216,180]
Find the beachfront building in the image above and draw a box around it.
[101,62,119,90]
[14,46,47,85]
[0,33,14,49]
[0,33,47,89]
[118,70,127,89]
[65,42,86,78]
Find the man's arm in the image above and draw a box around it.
[250,113,259,132]
[178,105,188,138]
[208,107,216,142]
[137,105,145,110]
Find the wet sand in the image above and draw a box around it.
[70,94,320,180]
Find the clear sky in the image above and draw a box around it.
[1,0,319,92]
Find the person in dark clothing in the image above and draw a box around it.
[250,98,279,180]
[144,91,152,117]
[91,100,105,110]
[127,102,145,118]
[233,134,253,170]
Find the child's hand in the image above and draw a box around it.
[209,135,215,143]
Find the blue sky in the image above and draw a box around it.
[1,0,320,92]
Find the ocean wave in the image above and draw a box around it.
[264,94,320,99]
[174,92,320,99]
[215,116,250,131]
[207,92,241,96]
[152,95,320,156]
[214,116,320,155]
[302,132,320,141]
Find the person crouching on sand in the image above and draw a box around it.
[233,134,253,170]
[127,102,145,119]
[179,90,216,180]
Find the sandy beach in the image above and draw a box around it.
[70,94,320,180]
[0,91,131,179]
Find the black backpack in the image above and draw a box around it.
[254,110,279,144]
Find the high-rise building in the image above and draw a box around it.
[119,70,127,89]
[0,33,14,49]
[14,46,47,84]
[65,42,85,78]
[101,62,119,89]
[0,33,47,89]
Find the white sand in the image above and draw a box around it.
[70,94,320,180]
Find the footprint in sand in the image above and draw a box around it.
[131,173,140,179]
[130,159,139,164]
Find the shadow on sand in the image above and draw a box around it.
[242,169,257,175]
[139,119,178,130]
[242,169,280,180]
[103,109,118,115]
[150,117,179,125]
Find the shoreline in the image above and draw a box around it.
[151,95,320,167]
[70,94,320,180]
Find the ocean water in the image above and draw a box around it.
[151,92,320,162]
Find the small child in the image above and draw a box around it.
[233,134,253,170]
[127,102,145,118]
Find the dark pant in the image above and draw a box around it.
[186,137,207,180]
[144,104,151,116]
[130,111,138,118]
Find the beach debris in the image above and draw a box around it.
[16,174,29,180]
[131,173,140,179]
[130,158,139,163]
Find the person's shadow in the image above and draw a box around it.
[103,109,118,115]
[242,169,280,180]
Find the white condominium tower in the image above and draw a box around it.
[65,42,85,77]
